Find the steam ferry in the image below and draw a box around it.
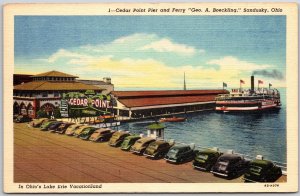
[215,76,281,113]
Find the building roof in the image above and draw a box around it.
[14,81,103,91]
[31,70,78,78]
[112,90,228,98]
[78,79,109,85]
[116,95,220,108]
[14,74,34,85]
[147,123,166,130]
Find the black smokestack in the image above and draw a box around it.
[251,75,254,92]
[252,69,284,80]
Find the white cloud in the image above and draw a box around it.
[207,56,271,71]
[113,33,156,44]
[139,38,197,56]
[41,49,93,63]
[25,34,284,88]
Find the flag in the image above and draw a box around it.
[223,82,227,88]
[269,83,272,87]
[258,80,263,84]
[240,80,245,84]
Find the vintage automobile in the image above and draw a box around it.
[143,140,175,159]
[193,148,222,171]
[65,124,84,136]
[40,120,59,131]
[48,121,65,132]
[243,157,282,182]
[89,128,115,142]
[55,122,75,134]
[211,153,250,179]
[108,131,130,147]
[73,126,94,137]
[164,144,195,163]
[14,115,32,123]
[120,135,141,151]
[28,118,50,128]
[130,137,156,155]
[78,127,98,140]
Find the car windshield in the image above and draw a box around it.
[168,148,179,154]
[197,153,208,160]
[148,142,158,149]
[218,161,229,166]
[112,134,121,139]
[250,165,262,173]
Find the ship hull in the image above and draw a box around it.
[216,101,281,113]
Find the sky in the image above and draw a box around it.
[14,16,286,90]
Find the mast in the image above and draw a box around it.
[183,72,186,90]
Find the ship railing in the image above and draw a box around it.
[174,141,287,175]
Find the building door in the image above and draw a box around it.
[13,102,20,115]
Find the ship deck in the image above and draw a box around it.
[14,123,287,183]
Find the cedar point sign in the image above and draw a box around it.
[60,90,112,117]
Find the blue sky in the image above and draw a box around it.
[15,16,286,89]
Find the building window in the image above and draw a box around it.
[54,92,60,97]
[42,92,47,97]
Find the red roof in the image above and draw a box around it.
[112,90,229,108]
[14,81,102,91]
[31,70,78,78]
[112,90,228,98]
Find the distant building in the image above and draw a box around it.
[13,70,109,118]
[111,90,228,118]
[78,77,114,95]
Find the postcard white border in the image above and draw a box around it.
[3,3,298,193]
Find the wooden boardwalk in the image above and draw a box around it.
[14,123,287,183]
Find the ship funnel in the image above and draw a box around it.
[251,75,254,92]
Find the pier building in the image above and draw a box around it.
[111,90,228,119]
[13,70,113,119]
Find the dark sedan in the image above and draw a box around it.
[193,149,222,171]
[243,158,282,182]
[48,121,65,132]
[211,153,250,179]
[164,145,195,163]
[14,115,32,123]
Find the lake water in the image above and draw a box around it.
[120,88,286,163]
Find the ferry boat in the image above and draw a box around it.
[159,116,186,122]
[215,76,281,113]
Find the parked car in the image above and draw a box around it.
[40,120,59,131]
[28,118,50,128]
[89,128,115,142]
[144,140,175,159]
[130,137,156,155]
[193,149,222,171]
[165,144,195,163]
[120,135,141,151]
[13,114,19,120]
[108,131,130,147]
[14,115,32,123]
[211,153,250,179]
[78,127,98,140]
[48,121,65,132]
[243,158,282,182]
[73,126,94,137]
[55,122,75,134]
[65,124,84,136]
